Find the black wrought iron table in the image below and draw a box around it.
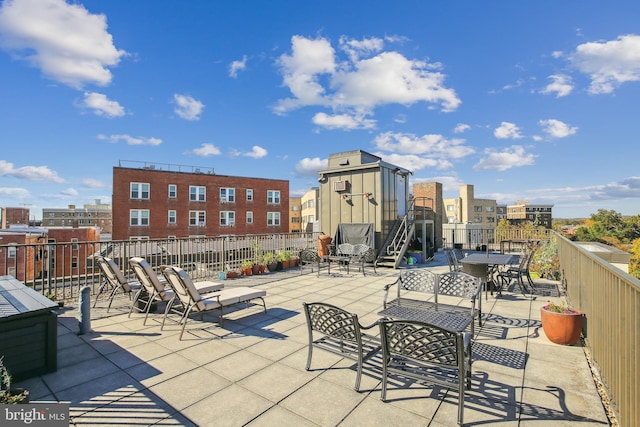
[378,305,473,333]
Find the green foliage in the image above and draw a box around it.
[530,238,561,280]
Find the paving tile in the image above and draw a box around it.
[145,368,231,411]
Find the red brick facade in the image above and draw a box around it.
[112,167,290,240]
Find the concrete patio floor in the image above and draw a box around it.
[16,251,611,426]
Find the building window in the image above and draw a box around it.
[447,205,454,211]
[267,190,280,204]
[246,189,253,201]
[267,212,281,226]
[168,210,176,224]
[168,184,177,199]
[130,183,150,200]
[130,209,149,226]
[474,206,483,212]
[292,205,300,211]
[71,238,79,250]
[246,211,253,224]
[8,246,16,258]
[292,217,301,223]
[220,211,235,226]
[189,210,206,226]
[189,186,206,201]
[220,188,235,203]
[474,216,482,222]
[486,206,494,212]
[72,256,78,269]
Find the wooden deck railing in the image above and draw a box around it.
[556,231,638,426]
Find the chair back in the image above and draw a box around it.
[438,271,482,300]
[444,250,461,271]
[96,256,134,292]
[303,302,360,344]
[130,257,167,298]
[379,319,461,367]
[162,266,203,310]
[337,243,355,256]
[399,269,438,294]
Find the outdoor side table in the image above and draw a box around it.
[0,275,58,381]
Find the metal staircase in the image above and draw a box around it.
[376,198,416,269]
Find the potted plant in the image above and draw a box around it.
[0,357,29,404]
[263,252,277,272]
[46,292,64,308]
[277,250,292,269]
[540,300,584,345]
[241,260,253,276]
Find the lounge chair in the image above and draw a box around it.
[162,266,267,340]
[93,256,141,312]
[128,257,224,325]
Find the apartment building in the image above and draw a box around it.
[443,184,497,227]
[1,207,31,228]
[507,200,553,229]
[112,163,289,240]
[289,197,302,233]
[301,187,319,233]
[42,200,112,234]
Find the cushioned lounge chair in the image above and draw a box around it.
[128,257,224,325]
[162,265,267,340]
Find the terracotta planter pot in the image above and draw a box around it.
[252,264,261,275]
[540,308,584,345]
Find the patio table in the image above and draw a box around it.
[378,304,472,333]
[461,253,515,297]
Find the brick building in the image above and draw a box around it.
[112,164,290,240]
[1,207,31,228]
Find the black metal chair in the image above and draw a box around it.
[302,302,381,391]
[379,319,472,426]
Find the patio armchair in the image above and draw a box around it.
[162,266,267,340]
[128,257,224,325]
[93,256,141,312]
[445,249,462,272]
[379,319,472,426]
[302,302,381,391]
[496,247,537,295]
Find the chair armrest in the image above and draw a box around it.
[359,319,382,331]
[382,280,399,308]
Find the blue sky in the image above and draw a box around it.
[0,0,639,220]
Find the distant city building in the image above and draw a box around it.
[506,200,553,229]
[301,187,319,233]
[443,184,497,228]
[111,161,289,240]
[289,197,302,233]
[496,205,508,222]
[1,207,31,228]
[42,200,112,234]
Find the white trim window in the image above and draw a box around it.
[246,189,253,201]
[168,184,177,199]
[130,209,149,226]
[267,212,280,226]
[267,190,280,204]
[189,210,206,226]
[220,188,235,203]
[246,211,253,224]
[168,210,177,224]
[220,211,235,226]
[189,186,206,201]
[130,183,150,200]
[8,246,16,258]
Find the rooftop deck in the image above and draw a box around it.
[15,251,610,426]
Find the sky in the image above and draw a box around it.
[0,0,639,221]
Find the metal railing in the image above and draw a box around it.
[0,232,320,301]
[557,231,637,426]
[443,227,552,251]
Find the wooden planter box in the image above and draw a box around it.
[0,276,58,382]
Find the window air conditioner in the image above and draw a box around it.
[333,180,348,192]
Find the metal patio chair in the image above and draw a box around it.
[302,302,381,391]
[93,256,141,312]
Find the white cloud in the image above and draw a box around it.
[0,159,65,182]
[232,146,268,159]
[295,157,328,177]
[373,131,474,159]
[312,112,376,130]
[0,187,30,198]
[538,119,578,139]
[453,123,470,133]
[192,143,221,157]
[494,122,523,139]
[229,55,247,78]
[60,187,78,197]
[97,134,162,145]
[80,92,125,117]
[589,176,640,200]
[273,35,461,127]
[540,74,574,97]
[81,178,107,188]
[473,145,535,171]
[376,153,451,171]
[0,0,126,89]
[569,34,640,94]
[173,94,204,120]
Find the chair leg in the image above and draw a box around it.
[128,289,143,318]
